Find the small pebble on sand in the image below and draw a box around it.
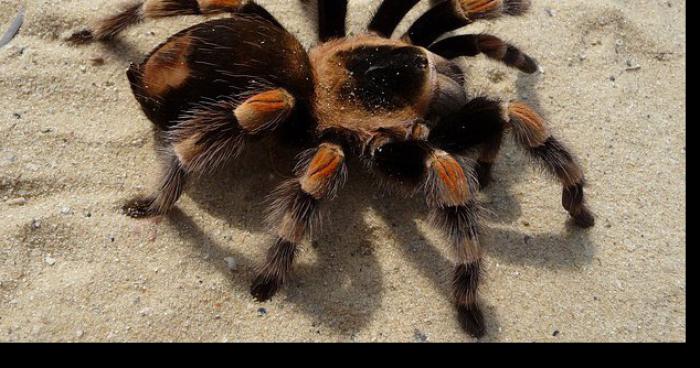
[31,219,41,230]
[7,197,26,206]
[257,307,267,316]
[60,206,72,215]
[44,256,56,266]
[413,329,428,342]
[224,256,237,271]
[90,57,105,66]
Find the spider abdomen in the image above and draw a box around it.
[128,15,313,130]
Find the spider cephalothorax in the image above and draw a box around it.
[69,0,594,339]
[309,35,469,156]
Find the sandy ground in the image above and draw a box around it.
[0,0,685,342]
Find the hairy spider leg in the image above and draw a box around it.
[429,98,595,228]
[67,0,280,43]
[367,0,420,38]
[369,137,486,338]
[251,142,348,301]
[123,88,296,218]
[429,33,538,74]
[317,0,348,42]
[402,0,531,47]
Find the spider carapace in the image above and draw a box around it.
[69,0,594,339]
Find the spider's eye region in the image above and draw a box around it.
[338,46,429,110]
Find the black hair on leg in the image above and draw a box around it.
[429,97,506,154]
[403,0,470,47]
[67,0,263,44]
[508,102,595,227]
[368,0,420,38]
[430,98,594,227]
[403,0,532,47]
[529,138,595,227]
[370,140,430,185]
[454,261,485,337]
[123,151,188,218]
[317,0,348,41]
[429,34,538,74]
[474,132,503,189]
[252,143,347,301]
[251,237,298,301]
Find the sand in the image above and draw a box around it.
[0,0,685,342]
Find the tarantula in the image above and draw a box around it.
[69,0,594,338]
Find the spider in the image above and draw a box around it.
[69,0,595,339]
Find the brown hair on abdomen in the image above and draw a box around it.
[129,15,313,130]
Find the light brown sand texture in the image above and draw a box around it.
[0,0,685,342]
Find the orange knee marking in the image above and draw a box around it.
[142,34,193,97]
[300,144,344,198]
[430,151,470,206]
[459,0,501,17]
[508,101,550,147]
[234,89,295,132]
